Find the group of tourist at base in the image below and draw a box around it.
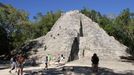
[44,54,65,69]
[8,53,65,75]
[8,53,99,75]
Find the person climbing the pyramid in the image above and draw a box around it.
[91,53,99,72]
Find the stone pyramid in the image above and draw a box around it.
[32,10,128,62]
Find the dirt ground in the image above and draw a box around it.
[0,58,134,75]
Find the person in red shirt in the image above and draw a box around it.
[16,54,25,75]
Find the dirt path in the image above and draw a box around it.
[0,59,134,75]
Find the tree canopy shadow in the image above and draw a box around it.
[23,66,134,75]
[23,67,64,75]
[120,56,134,65]
[63,66,134,75]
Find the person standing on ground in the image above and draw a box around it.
[9,55,17,73]
[91,53,99,72]
[45,56,48,69]
[60,54,65,64]
[48,54,52,66]
[57,54,65,66]
[60,54,65,61]
[16,54,26,75]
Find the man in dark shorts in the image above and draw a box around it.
[16,54,25,75]
[45,56,48,69]
[91,53,99,72]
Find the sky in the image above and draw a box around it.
[0,0,134,20]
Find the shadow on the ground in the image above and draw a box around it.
[23,67,63,75]
[0,64,10,70]
[63,66,134,75]
[120,56,134,65]
[23,66,134,75]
